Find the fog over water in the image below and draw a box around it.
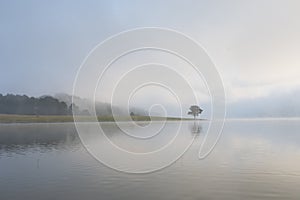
[1,1,300,200]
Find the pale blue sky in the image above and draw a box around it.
[1,0,299,117]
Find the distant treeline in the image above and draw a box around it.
[0,94,72,115]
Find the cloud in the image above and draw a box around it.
[0,0,299,118]
[227,88,300,118]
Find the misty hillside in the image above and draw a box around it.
[55,93,148,116]
[0,93,149,116]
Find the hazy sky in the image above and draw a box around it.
[1,0,299,117]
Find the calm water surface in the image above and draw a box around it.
[0,119,300,200]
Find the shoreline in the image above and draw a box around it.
[0,114,205,124]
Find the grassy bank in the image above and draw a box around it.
[0,114,193,123]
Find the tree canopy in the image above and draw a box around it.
[0,94,71,115]
[187,105,203,119]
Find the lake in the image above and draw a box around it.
[1,119,300,200]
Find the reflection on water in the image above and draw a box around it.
[0,123,80,155]
[0,120,300,200]
[188,120,202,136]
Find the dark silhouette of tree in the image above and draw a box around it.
[68,103,79,115]
[187,105,203,120]
[130,111,135,120]
[0,94,70,115]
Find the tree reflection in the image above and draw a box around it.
[0,124,80,155]
[189,121,202,137]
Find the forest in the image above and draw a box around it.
[0,94,71,115]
